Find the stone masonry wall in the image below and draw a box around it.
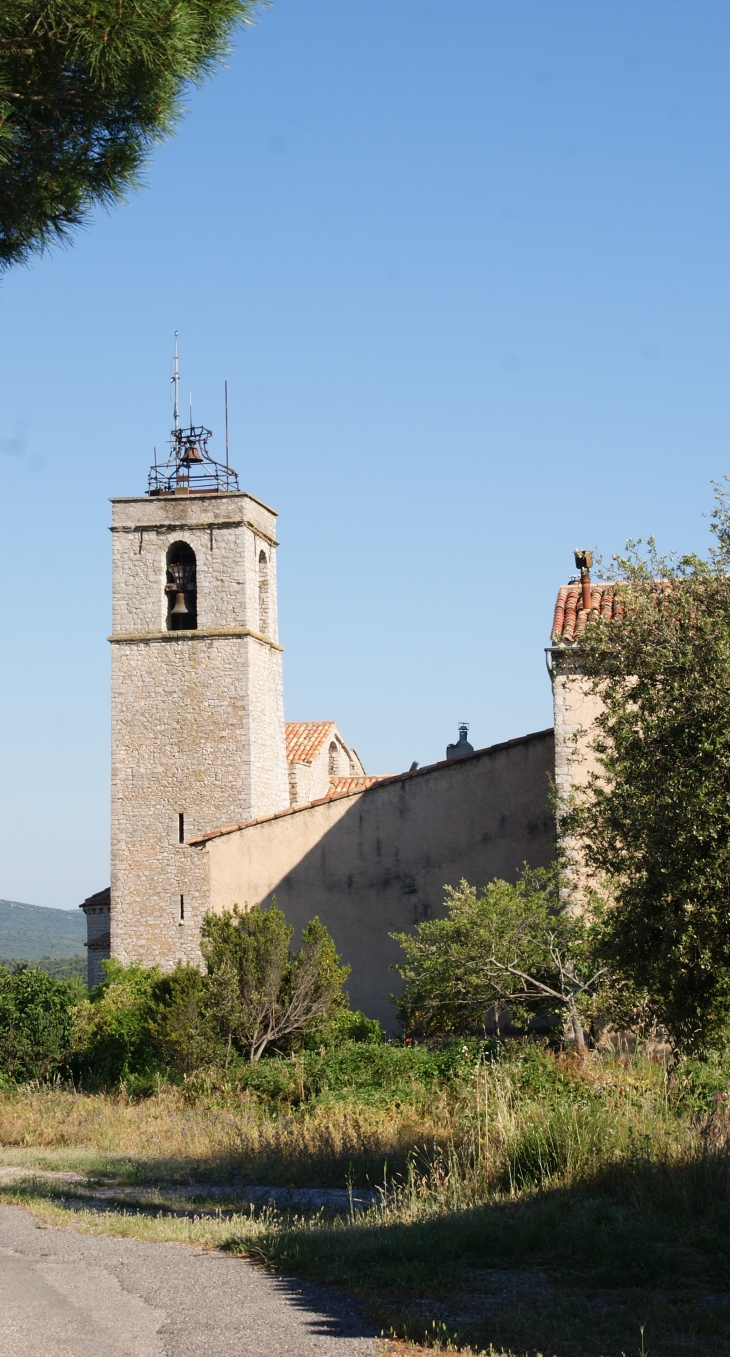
[110,491,289,970]
[551,663,604,909]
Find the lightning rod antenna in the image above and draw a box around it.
[171,332,179,432]
[189,390,193,428]
[225,381,229,470]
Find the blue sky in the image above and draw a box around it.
[2,0,729,909]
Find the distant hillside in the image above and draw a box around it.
[0,899,86,961]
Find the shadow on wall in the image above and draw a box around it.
[201,730,556,1031]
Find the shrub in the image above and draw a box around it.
[72,961,163,1086]
[202,904,351,1061]
[393,868,595,1044]
[0,964,80,1083]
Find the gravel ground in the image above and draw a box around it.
[0,1168,377,1214]
[0,1205,378,1357]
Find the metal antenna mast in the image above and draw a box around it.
[149,335,240,495]
[171,332,180,432]
[224,381,229,470]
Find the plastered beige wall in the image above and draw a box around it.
[199,730,556,1030]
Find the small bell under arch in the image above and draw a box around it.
[170,590,190,616]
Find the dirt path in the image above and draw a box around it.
[0,1205,377,1357]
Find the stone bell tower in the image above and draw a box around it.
[109,377,288,970]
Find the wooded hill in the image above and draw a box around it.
[0,899,85,962]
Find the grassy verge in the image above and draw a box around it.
[2,1042,730,1356]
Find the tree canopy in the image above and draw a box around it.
[0,0,260,269]
[393,869,598,1046]
[564,483,730,1050]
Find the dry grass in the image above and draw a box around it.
[2,1046,730,1356]
[0,1079,450,1186]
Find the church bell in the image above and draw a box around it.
[170,590,190,616]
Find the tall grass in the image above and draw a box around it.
[3,1043,730,1353]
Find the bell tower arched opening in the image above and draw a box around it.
[165,542,197,630]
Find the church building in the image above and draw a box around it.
[82,378,574,1026]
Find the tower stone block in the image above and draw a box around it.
[110,490,288,970]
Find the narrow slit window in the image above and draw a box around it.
[178,812,185,844]
[258,550,270,636]
[179,895,185,922]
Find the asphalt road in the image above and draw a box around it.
[0,1206,378,1357]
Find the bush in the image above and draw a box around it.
[72,960,215,1088]
[202,904,351,1061]
[71,907,356,1086]
[0,964,80,1083]
[72,961,163,1087]
[393,868,593,1043]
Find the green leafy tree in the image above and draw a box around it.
[202,903,351,1062]
[0,964,80,1082]
[393,869,599,1047]
[146,963,215,1075]
[0,0,261,269]
[564,483,730,1050]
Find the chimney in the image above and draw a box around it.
[574,549,593,612]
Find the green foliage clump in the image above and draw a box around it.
[564,483,730,1050]
[0,0,261,269]
[202,904,351,1062]
[72,960,210,1088]
[71,905,353,1086]
[393,868,594,1043]
[0,963,81,1083]
[227,1038,480,1112]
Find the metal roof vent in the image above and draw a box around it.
[446,722,474,761]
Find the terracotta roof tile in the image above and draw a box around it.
[285,721,337,764]
[328,776,384,795]
[550,581,624,647]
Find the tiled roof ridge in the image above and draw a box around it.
[187,728,554,846]
[81,886,110,906]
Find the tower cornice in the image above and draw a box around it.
[109,519,279,548]
[108,626,284,650]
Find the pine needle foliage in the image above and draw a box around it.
[563,481,730,1050]
[0,0,261,268]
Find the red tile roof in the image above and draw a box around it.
[285,721,337,764]
[550,581,625,646]
[328,776,383,795]
[187,728,554,846]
